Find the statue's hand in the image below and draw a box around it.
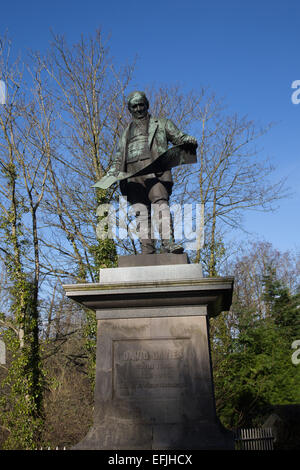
[106,166,118,177]
[184,135,198,147]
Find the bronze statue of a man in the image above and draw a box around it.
[96,91,198,255]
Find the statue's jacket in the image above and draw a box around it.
[89,115,196,192]
[110,116,190,186]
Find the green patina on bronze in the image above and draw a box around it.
[93,91,198,255]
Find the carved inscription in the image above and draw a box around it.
[114,339,188,399]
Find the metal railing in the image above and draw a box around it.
[35,446,66,450]
[235,427,274,450]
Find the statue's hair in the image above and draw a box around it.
[127,91,149,109]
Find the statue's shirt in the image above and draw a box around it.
[127,117,151,162]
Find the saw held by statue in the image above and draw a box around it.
[92,143,198,190]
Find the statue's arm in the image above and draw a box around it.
[165,119,198,147]
[107,152,121,176]
[92,132,127,189]
[107,135,125,176]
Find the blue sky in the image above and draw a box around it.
[1,0,300,253]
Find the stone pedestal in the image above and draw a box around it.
[63,254,234,450]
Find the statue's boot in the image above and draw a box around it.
[152,199,184,254]
[136,203,155,254]
[161,240,184,254]
[140,239,156,255]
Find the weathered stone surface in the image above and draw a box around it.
[118,253,189,267]
[99,263,203,283]
[64,261,234,450]
[63,277,233,318]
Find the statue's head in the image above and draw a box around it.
[127,91,149,119]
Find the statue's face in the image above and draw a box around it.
[128,96,148,120]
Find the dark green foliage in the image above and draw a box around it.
[0,159,45,448]
[212,263,300,429]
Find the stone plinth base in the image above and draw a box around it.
[117,253,189,267]
[63,255,234,450]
